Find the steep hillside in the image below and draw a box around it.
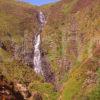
[41,0,99,83]
[41,0,100,99]
[0,0,100,100]
[61,44,100,100]
[0,0,58,99]
[0,0,40,82]
[0,0,39,65]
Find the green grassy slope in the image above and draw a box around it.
[41,0,100,99]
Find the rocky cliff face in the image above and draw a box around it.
[0,0,100,100]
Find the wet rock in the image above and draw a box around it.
[41,51,56,85]
[16,83,31,99]
[0,75,25,100]
[0,42,7,50]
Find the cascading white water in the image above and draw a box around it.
[39,11,46,26]
[33,33,42,74]
[33,11,46,74]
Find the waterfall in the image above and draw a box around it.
[33,11,46,74]
[39,12,46,25]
